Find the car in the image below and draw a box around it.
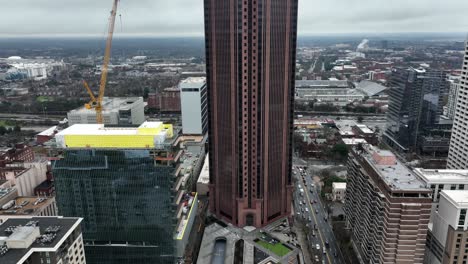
[299,201,302,205]
[325,241,329,247]
[324,216,328,222]
[310,189,313,193]
[312,230,316,236]
[315,209,319,214]
[334,252,337,257]
[315,255,319,262]
[308,217,311,221]
[316,244,320,250]
[305,208,309,212]
[313,200,317,203]
[323,248,326,254]
[296,212,300,215]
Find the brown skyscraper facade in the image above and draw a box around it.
[205,0,298,227]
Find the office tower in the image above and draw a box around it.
[204,0,298,227]
[447,41,468,169]
[383,67,450,154]
[53,122,199,264]
[344,144,432,263]
[446,78,461,120]
[67,97,145,126]
[413,168,468,223]
[180,77,208,135]
[0,216,85,264]
[426,191,468,264]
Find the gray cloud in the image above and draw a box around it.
[0,0,467,37]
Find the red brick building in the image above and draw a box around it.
[147,87,181,112]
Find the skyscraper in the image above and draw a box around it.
[383,67,449,154]
[204,0,298,227]
[345,144,432,263]
[447,41,468,169]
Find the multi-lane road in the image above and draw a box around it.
[293,165,344,264]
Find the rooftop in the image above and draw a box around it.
[0,197,55,217]
[413,169,468,184]
[295,80,349,88]
[333,182,347,189]
[179,77,206,89]
[342,138,367,145]
[356,80,387,96]
[36,126,57,137]
[0,217,82,264]
[441,191,468,208]
[354,124,374,134]
[68,97,143,114]
[361,145,428,191]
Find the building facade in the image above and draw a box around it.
[446,78,461,120]
[147,88,181,112]
[447,41,468,169]
[205,0,298,227]
[67,97,145,126]
[426,191,468,264]
[180,77,208,135]
[344,145,432,263]
[384,67,449,153]
[53,122,197,264]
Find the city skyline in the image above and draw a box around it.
[0,0,467,37]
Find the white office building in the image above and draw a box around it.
[180,77,208,135]
[447,41,468,169]
[426,191,468,264]
[413,168,468,223]
[67,97,145,126]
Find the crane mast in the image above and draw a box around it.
[84,0,119,124]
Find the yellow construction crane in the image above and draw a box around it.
[83,0,120,124]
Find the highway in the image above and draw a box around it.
[293,165,344,264]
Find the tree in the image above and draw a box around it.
[332,144,349,159]
[13,125,21,133]
[357,116,364,123]
[0,126,6,135]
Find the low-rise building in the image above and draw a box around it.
[1,161,48,197]
[0,196,58,224]
[0,144,35,166]
[67,97,145,126]
[332,182,346,202]
[295,80,366,106]
[352,124,378,145]
[148,88,181,112]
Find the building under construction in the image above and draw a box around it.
[52,122,198,264]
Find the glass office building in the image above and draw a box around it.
[53,149,177,264]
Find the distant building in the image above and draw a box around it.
[1,161,48,196]
[426,191,468,264]
[0,196,58,224]
[53,122,198,263]
[446,78,461,120]
[36,126,58,145]
[447,41,468,169]
[383,67,450,153]
[0,216,85,264]
[147,88,181,112]
[345,145,432,263]
[351,124,378,145]
[355,80,387,98]
[67,97,145,126]
[180,77,208,135]
[332,182,346,202]
[0,144,34,166]
[295,80,365,106]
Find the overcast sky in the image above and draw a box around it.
[0,0,467,37]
